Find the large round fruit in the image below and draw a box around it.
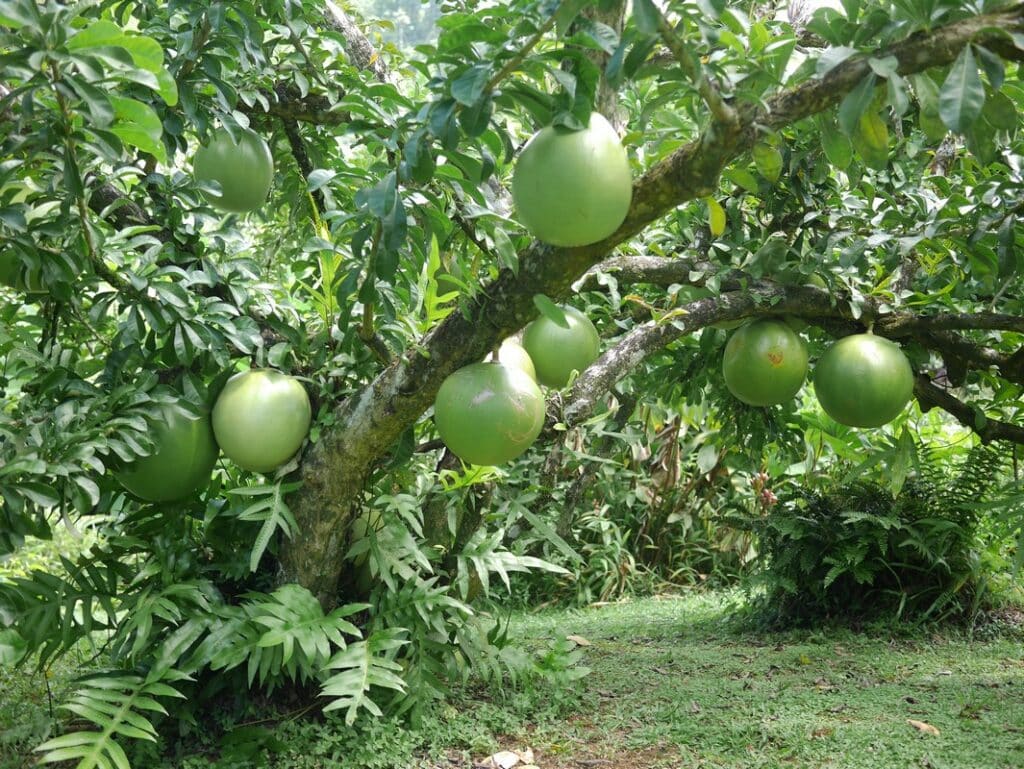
[212,369,311,473]
[511,112,632,247]
[495,340,536,381]
[434,362,545,466]
[813,334,914,428]
[193,127,274,213]
[722,319,809,406]
[522,305,601,389]
[115,403,219,502]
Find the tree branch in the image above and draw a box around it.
[280,4,1024,607]
[655,7,737,126]
[914,375,1024,445]
[323,1,392,83]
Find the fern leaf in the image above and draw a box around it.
[35,673,183,769]
[320,629,408,725]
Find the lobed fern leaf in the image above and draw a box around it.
[320,628,408,725]
[35,672,184,769]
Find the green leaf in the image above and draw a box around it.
[887,74,909,116]
[707,197,726,236]
[939,45,984,133]
[974,45,1004,92]
[816,46,858,77]
[555,0,592,36]
[982,90,1016,131]
[838,73,877,136]
[533,294,570,329]
[724,166,759,193]
[451,64,490,106]
[110,97,166,163]
[867,55,898,79]
[0,0,38,29]
[852,111,889,170]
[66,20,177,106]
[752,140,783,184]
[633,0,660,35]
[819,118,853,169]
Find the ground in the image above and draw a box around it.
[2,592,1023,768]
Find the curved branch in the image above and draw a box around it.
[575,255,716,291]
[564,284,835,424]
[281,4,1024,606]
[914,375,1024,444]
[564,287,1024,446]
[879,313,1024,335]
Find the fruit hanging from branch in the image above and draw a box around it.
[115,403,219,503]
[433,362,545,466]
[193,127,274,214]
[493,339,536,381]
[212,369,312,473]
[813,334,914,428]
[511,112,632,247]
[722,318,809,407]
[523,305,601,389]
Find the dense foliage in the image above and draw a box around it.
[2,0,1024,765]
[747,442,1022,625]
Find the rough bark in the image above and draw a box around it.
[324,1,392,83]
[914,376,1024,444]
[279,5,1024,608]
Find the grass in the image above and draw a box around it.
[2,591,1023,769]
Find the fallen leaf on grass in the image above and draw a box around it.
[907,719,940,736]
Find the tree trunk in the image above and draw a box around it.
[277,5,1024,609]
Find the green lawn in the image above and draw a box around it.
[2,592,1023,769]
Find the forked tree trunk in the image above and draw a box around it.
[276,4,1024,609]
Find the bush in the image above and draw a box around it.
[745,444,1018,626]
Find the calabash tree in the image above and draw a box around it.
[2,0,1024,763]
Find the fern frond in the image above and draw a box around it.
[320,629,408,725]
[228,481,301,572]
[35,672,184,769]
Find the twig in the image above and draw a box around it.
[485,0,564,93]
[654,8,737,125]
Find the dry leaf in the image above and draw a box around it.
[566,634,591,646]
[907,719,940,736]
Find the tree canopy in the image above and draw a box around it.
[2,0,1024,765]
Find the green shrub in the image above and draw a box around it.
[745,444,1018,625]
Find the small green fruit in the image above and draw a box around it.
[194,127,274,213]
[212,369,311,473]
[522,305,601,389]
[722,319,809,406]
[814,334,914,428]
[116,403,219,502]
[495,340,536,381]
